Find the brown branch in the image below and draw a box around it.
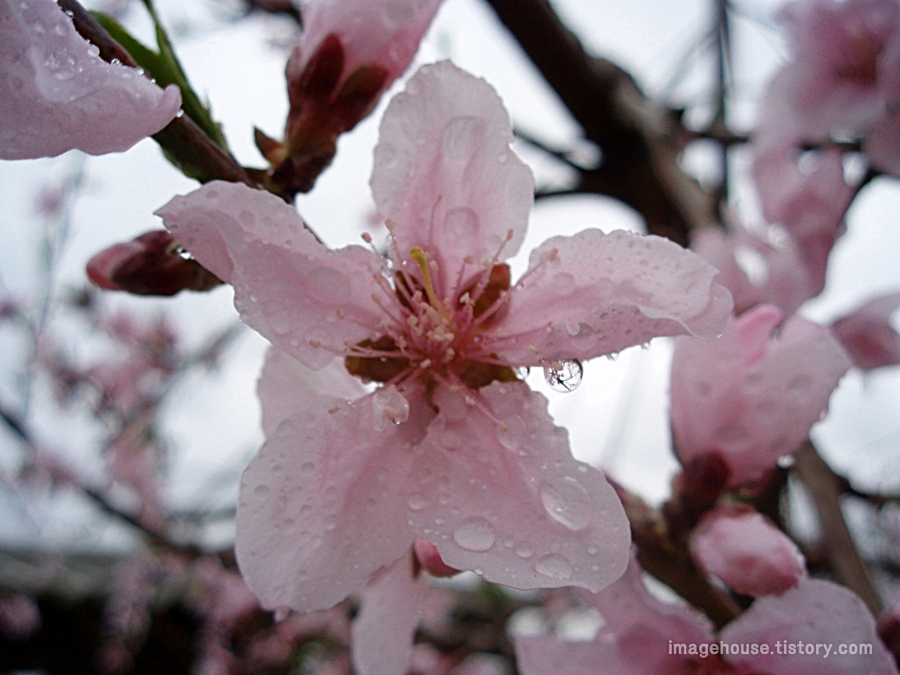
[792,442,882,615]
[482,0,718,246]
[616,485,741,629]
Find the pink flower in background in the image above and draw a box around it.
[692,221,827,316]
[0,0,181,159]
[516,557,899,675]
[159,62,731,623]
[670,304,851,488]
[764,0,900,141]
[832,292,900,370]
[690,508,807,598]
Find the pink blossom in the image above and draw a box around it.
[690,508,807,597]
[692,221,827,316]
[516,557,899,675]
[670,304,851,487]
[831,292,900,370]
[291,0,443,99]
[0,0,181,159]
[158,62,731,615]
[764,0,900,142]
[261,0,443,193]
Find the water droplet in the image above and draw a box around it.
[372,386,409,430]
[498,414,527,450]
[254,484,270,497]
[515,542,534,559]
[540,477,593,530]
[515,366,530,379]
[268,309,292,335]
[587,544,599,555]
[453,518,496,551]
[444,207,480,239]
[300,462,316,476]
[534,553,573,580]
[776,454,796,469]
[543,360,583,392]
[408,493,428,511]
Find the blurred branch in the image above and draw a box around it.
[793,442,882,615]
[0,401,193,554]
[482,0,718,245]
[616,484,742,629]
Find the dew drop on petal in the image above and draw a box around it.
[372,386,410,430]
[540,477,593,530]
[515,365,530,379]
[543,360,583,392]
[534,553,573,580]
[515,542,534,559]
[299,462,316,476]
[254,484,270,498]
[453,517,496,551]
[408,493,428,511]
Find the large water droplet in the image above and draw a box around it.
[444,207,480,239]
[544,360,583,392]
[408,493,428,511]
[453,518,496,551]
[534,553,573,580]
[372,386,410,431]
[540,477,593,530]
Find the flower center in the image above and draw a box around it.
[345,248,517,391]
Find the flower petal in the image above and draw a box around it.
[516,637,630,675]
[257,347,367,437]
[404,381,629,592]
[350,551,424,675]
[690,509,806,598]
[297,0,443,85]
[721,579,899,675]
[495,229,732,365]
[671,305,852,487]
[831,292,900,371]
[1,0,181,159]
[371,61,534,292]
[157,181,386,369]
[235,390,434,612]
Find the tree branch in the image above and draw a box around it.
[482,0,718,245]
[793,442,882,615]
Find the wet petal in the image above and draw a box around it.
[371,61,534,292]
[831,292,900,371]
[404,381,629,592]
[722,579,899,675]
[496,229,732,365]
[351,551,424,675]
[157,181,385,369]
[297,0,442,86]
[235,390,433,612]
[516,637,630,675]
[671,305,852,487]
[257,347,367,436]
[1,0,181,159]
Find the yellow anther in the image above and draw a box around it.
[410,247,442,309]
